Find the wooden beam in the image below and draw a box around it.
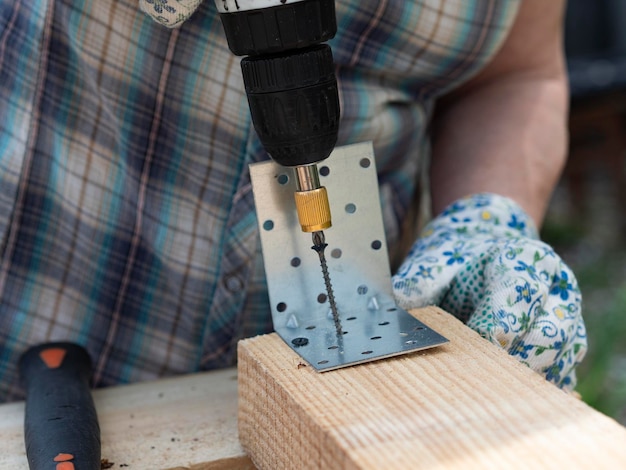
[0,368,253,469]
[238,306,626,469]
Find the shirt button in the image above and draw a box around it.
[224,274,244,293]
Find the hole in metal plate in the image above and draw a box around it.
[292,337,309,347]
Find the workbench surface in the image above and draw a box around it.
[0,367,252,469]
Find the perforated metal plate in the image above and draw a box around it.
[250,142,448,371]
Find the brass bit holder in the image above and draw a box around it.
[293,187,331,232]
[250,142,448,371]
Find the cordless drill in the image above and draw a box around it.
[215,0,342,330]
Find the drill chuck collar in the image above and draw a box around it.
[217,0,337,56]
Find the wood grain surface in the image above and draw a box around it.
[0,368,253,469]
[238,306,626,469]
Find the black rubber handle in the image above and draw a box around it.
[19,342,101,470]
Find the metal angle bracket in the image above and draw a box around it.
[250,142,448,371]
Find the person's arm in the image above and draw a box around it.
[430,0,568,226]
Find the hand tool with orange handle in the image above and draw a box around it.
[19,342,101,470]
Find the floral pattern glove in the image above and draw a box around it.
[139,0,203,28]
[392,193,587,390]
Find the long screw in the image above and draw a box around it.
[311,231,342,336]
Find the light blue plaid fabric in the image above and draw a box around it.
[0,0,519,400]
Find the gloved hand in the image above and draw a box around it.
[139,0,203,28]
[392,193,587,390]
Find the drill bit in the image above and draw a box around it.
[311,231,342,336]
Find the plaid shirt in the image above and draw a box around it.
[0,0,519,400]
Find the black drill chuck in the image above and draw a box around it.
[241,45,339,167]
[217,0,340,167]
[217,0,339,234]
